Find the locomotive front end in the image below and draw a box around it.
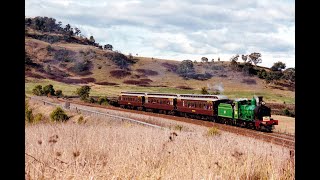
[253,96,278,132]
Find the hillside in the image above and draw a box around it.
[25,17,295,104]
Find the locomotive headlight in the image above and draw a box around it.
[261,102,266,105]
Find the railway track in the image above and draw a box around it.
[30,96,295,150]
[29,96,167,130]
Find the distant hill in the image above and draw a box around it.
[25,16,295,103]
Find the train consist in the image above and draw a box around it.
[117,92,278,132]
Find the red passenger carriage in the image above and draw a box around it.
[176,94,229,119]
[144,93,177,114]
[118,92,146,110]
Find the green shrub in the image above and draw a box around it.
[25,105,34,123]
[98,96,109,105]
[257,69,268,79]
[77,116,86,124]
[33,113,43,123]
[177,60,195,77]
[32,85,44,96]
[201,87,209,94]
[206,127,221,136]
[89,97,95,103]
[55,90,63,97]
[283,108,295,117]
[50,107,69,122]
[174,125,183,131]
[266,71,283,82]
[43,84,55,96]
[76,85,91,100]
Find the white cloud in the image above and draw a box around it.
[25,0,295,68]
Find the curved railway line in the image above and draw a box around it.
[30,96,295,150]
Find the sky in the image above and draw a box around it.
[25,0,295,68]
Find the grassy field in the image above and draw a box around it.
[25,99,294,179]
[272,115,295,135]
[25,78,295,103]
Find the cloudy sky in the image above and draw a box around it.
[25,0,295,68]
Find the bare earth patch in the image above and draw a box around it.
[110,69,131,78]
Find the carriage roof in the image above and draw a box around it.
[176,94,229,101]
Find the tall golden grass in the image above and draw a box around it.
[25,99,294,179]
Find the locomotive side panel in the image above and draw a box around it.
[218,103,234,118]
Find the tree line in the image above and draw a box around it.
[176,52,294,84]
[25,16,113,51]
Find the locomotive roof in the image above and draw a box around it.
[234,98,248,101]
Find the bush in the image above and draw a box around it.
[25,101,34,123]
[50,107,69,122]
[201,87,209,94]
[98,96,109,105]
[257,69,268,79]
[32,85,43,96]
[53,49,75,62]
[177,60,195,76]
[73,60,90,73]
[206,127,221,136]
[43,84,55,96]
[266,71,283,82]
[88,97,96,103]
[55,90,63,97]
[104,51,135,69]
[283,68,295,82]
[76,85,91,100]
[283,108,295,117]
[33,113,43,123]
[242,63,257,76]
[174,125,183,131]
[77,116,86,124]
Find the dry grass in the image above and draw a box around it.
[272,115,295,135]
[26,99,294,179]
